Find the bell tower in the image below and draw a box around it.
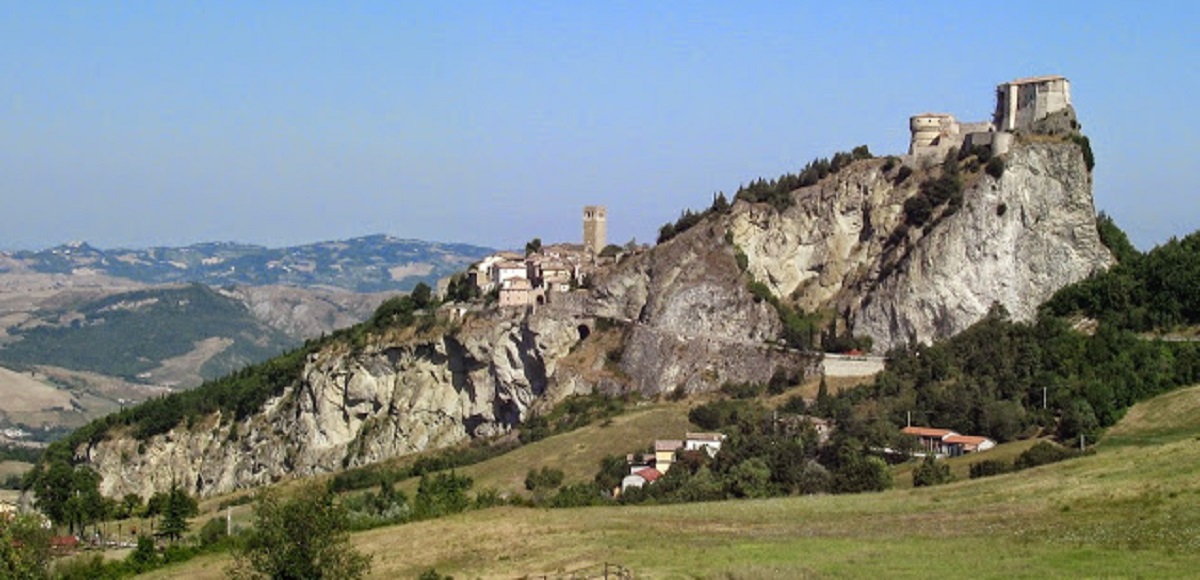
[582,206,607,255]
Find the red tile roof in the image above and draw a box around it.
[638,468,662,482]
[944,435,992,446]
[901,426,957,438]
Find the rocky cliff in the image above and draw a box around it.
[89,279,814,499]
[80,138,1108,500]
[730,140,1112,350]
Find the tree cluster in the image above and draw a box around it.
[229,484,372,580]
[1041,227,1200,331]
[735,146,873,211]
[825,304,1200,450]
[747,280,820,351]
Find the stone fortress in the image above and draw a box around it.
[909,75,1073,159]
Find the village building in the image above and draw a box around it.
[901,426,995,457]
[653,439,684,474]
[621,467,662,492]
[491,259,528,288]
[684,432,727,457]
[528,258,574,292]
[498,277,537,308]
[944,434,996,455]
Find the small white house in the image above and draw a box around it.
[684,432,727,457]
[621,467,662,492]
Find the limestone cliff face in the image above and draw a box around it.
[588,220,818,395]
[82,140,1106,500]
[730,141,1113,350]
[88,311,588,499]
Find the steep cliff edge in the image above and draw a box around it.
[87,245,816,499]
[77,137,1108,500]
[730,140,1112,350]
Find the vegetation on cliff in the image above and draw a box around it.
[825,222,1200,451]
[656,145,873,244]
[1041,226,1200,331]
[23,283,440,531]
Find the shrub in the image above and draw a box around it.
[903,196,933,226]
[524,467,565,492]
[985,156,1006,179]
[1070,134,1095,171]
[1014,441,1078,470]
[969,459,1013,479]
[912,456,953,487]
[779,394,808,414]
[720,381,764,399]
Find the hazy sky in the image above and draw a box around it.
[2,1,1196,252]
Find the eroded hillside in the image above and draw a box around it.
[66,133,1110,500]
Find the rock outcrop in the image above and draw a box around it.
[81,137,1109,500]
[731,140,1112,351]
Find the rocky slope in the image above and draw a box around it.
[78,138,1110,499]
[731,140,1112,350]
[86,238,819,498]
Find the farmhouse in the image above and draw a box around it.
[944,434,996,455]
[901,426,995,457]
[621,467,662,492]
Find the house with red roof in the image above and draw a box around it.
[621,467,663,492]
[901,426,995,457]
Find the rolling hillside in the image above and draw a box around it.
[2,235,493,293]
[0,284,293,385]
[137,383,1200,579]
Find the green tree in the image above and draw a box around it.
[410,282,433,310]
[729,457,773,498]
[1095,212,1139,264]
[159,482,199,542]
[524,238,543,256]
[0,513,52,580]
[594,454,629,494]
[412,471,473,520]
[912,456,953,487]
[126,534,159,574]
[228,484,372,580]
[815,374,833,417]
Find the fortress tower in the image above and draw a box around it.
[908,75,1070,160]
[582,206,607,255]
[994,75,1071,132]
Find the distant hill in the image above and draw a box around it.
[0,283,294,386]
[1,234,494,292]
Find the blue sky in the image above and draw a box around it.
[1,1,1196,251]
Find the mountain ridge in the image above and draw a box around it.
[0,234,494,293]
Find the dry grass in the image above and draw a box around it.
[0,365,74,412]
[141,384,1200,579]
[397,402,697,498]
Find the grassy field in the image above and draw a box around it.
[395,401,698,498]
[889,437,1043,489]
[140,384,1200,579]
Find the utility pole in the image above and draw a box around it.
[227,506,232,536]
[1043,387,1047,410]
[907,411,911,427]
